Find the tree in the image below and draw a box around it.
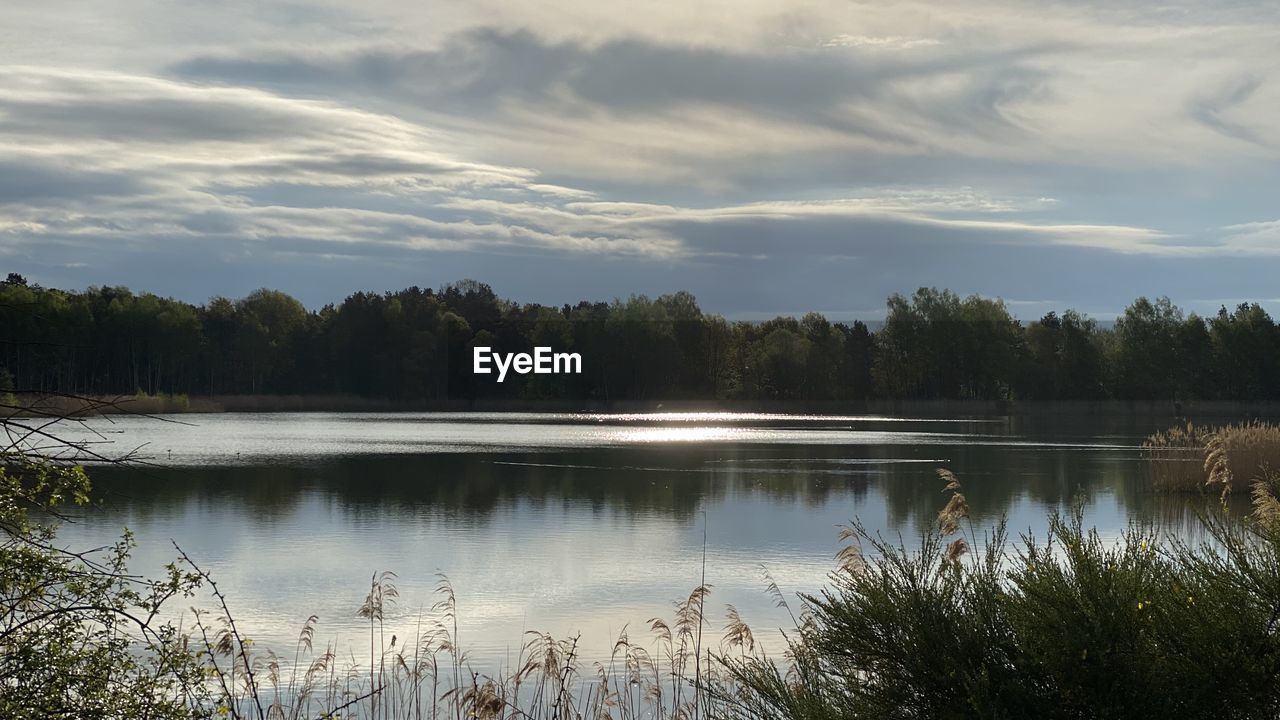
[874,288,1022,400]
[1111,297,1191,401]
[1022,310,1105,400]
[1209,303,1280,401]
[234,289,308,393]
[745,323,812,400]
[12,276,1280,405]
[837,321,875,401]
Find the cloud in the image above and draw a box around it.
[1218,220,1280,253]
[0,160,145,203]
[168,29,1063,167]
[0,66,539,190]
[821,35,943,50]
[1189,74,1266,144]
[149,16,1280,208]
[1,2,1278,316]
[0,61,1268,275]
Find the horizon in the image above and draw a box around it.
[12,272,1250,326]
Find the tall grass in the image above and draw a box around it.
[1144,420,1280,493]
[1142,421,1214,492]
[717,470,1280,720]
[178,559,760,719]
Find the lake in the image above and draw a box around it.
[53,411,1200,671]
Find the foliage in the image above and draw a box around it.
[0,407,400,718]
[0,444,208,718]
[8,273,1280,404]
[717,472,1280,720]
[873,288,1024,400]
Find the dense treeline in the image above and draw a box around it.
[2,272,1279,404]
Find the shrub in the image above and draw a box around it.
[718,471,1280,720]
[0,455,207,718]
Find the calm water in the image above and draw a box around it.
[53,411,1202,669]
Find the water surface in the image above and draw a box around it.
[53,411,1199,669]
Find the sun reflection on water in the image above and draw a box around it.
[622,425,752,443]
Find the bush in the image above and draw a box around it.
[0,456,206,718]
[718,471,1280,720]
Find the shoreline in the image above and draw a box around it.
[14,392,1280,419]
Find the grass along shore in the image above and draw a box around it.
[1144,420,1280,499]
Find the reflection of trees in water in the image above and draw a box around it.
[85,462,308,521]
[870,436,1253,539]
[82,445,878,524]
[875,443,1138,531]
[1115,473,1255,539]
[83,437,1229,536]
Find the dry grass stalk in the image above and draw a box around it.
[721,605,755,655]
[1209,421,1280,492]
[938,468,962,494]
[937,468,969,537]
[835,525,867,576]
[1146,420,1280,495]
[1205,432,1235,499]
[1143,421,1214,492]
[184,570,766,720]
[1251,474,1280,531]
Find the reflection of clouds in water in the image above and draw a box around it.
[65,491,737,668]
[493,460,909,477]
[50,412,1201,672]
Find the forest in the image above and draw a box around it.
[2,272,1278,405]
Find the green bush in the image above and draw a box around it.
[0,457,207,718]
[718,475,1280,720]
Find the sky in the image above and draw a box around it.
[1,0,1278,320]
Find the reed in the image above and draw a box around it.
[178,562,763,720]
[1143,420,1280,493]
[0,390,210,417]
[1142,421,1214,492]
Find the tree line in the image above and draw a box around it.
[2,272,1278,404]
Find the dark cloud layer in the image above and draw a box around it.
[0,161,144,204]
[172,29,1065,145]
